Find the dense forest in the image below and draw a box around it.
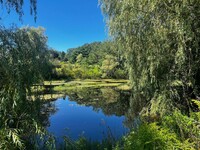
[48,41,127,80]
[0,0,200,149]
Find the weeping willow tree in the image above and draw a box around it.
[0,0,37,20]
[0,27,52,149]
[100,0,200,115]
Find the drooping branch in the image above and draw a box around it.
[0,0,37,21]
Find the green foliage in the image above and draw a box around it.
[192,99,200,110]
[54,62,75,80]
[0,128,24,149]
[124,122,194,150]
[82,65,102,79]
[0,26,50,102]
[114,69,127,79]
[101,55,118,78]
[51,41,127,80]
[122,109,200,150]
[61,136,114,150]
[100,1,200,149]
[124,123,180,150]
[49,49,66,61]
[0,0,37,20]
[100,0,200,114]
[65,42,102,64]
[0,26,51,149]
[163,110,200,148]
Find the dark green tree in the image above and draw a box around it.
[0,26,50,149]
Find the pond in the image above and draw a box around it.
[44,87,131,142]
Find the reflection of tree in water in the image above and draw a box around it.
[39,87,148,128]
[100,88,131,116]
[37,98,58,128]
[124,94,147,129]
[41,87,145,130]
[32,93,66,128]
[65,87,130,117]
[64,87,146,129]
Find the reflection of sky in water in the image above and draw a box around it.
[47,97,129,141]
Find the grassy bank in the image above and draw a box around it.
[31,79,130,101]
[44,79,130,92]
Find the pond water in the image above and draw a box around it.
[44,87,131,141]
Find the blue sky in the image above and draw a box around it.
[0,0,107,51]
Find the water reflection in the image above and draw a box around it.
[40,102,58,127]
[65,87,130,116]
[42,87,132,141]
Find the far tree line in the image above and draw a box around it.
[48,41,128,80]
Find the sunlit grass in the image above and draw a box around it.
[32,79,130,99]
[116,84,131,91]
[50,79,130,92]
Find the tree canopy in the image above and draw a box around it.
[0,27,50,149]
[50,41,128,80]
[0,0,37,20]
[100,1,200,149]
[100,0,200,114]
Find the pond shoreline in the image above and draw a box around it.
[32,79,131,101]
